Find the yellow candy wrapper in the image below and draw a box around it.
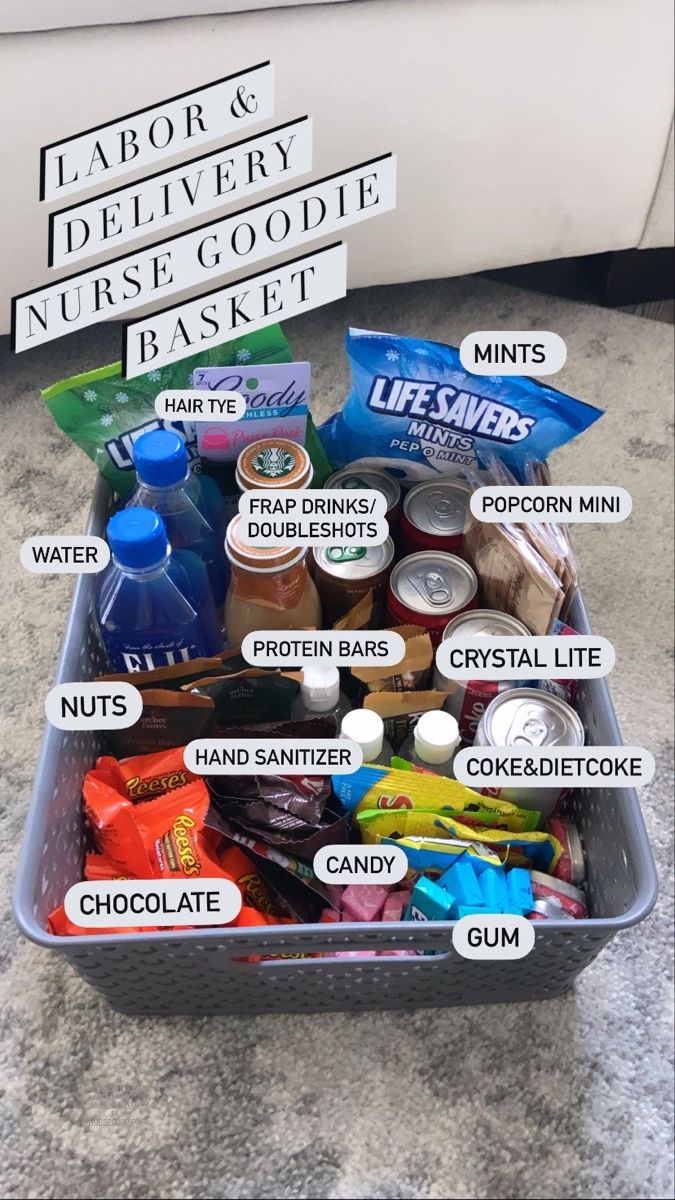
[374,819,561,874]
[332,764,540,831]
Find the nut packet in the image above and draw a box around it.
[189,671,300,727]
[42,326,292,496]
[103,689,215,757]
[98,649,248,689]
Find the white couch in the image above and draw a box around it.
[1,0,673,333]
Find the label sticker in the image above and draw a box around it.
[238,488,389,547]
[184,738,363,775]
[454,746,656,788]
[452,914,535,959]
[40,62,275,202]
[45,682,143,730]
[435,635,615,680]
[49,116,312,268]
[154,389,245,422]
[241,630,406,668]
[63,878,242,929]
[20,535,110,574]
[471,486,632,523]
[459,331,567,376]
[313,844,408,885]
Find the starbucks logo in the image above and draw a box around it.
[326,546,366,563]
[252,445,296,478]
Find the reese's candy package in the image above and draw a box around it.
[219,844,279,915]
[42,326,292,496]
[90,745,196,804]
[134,784,232,881]
[84,854,131,880]
[47,904,154,937]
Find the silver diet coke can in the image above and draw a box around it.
[434,609,533,743]
[474,687,585,819]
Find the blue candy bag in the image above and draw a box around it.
[320,328,603,483]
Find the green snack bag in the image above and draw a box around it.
[304,411,333,487]
[42,326,292,496]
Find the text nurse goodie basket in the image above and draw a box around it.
[13,480,658,1016]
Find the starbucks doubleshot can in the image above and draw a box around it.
[326,463,402,534]
[474,687,585,818]
[311,540,395,625]
[434,609,533,743]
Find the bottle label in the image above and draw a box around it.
[230,561,307,610]
[103,637,202,673]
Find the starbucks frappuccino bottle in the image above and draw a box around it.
[224,515,322,647]
[236,438,313,492]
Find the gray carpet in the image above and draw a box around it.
[2,276,673,1200]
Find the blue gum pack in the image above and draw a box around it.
[320,328,603,483]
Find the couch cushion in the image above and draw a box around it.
[0,0,353,35]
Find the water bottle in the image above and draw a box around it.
[292,664,350,726]
[399,710,460,777]
[129,428,228,608]
[96,507,223,672]
[340,708,393,766]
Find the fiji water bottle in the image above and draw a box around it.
[129,428,228,608]
[96,507,222,672]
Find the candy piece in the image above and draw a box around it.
[480,866,508,913]
[341,884,389,922]
[506,868,534,915]
[439,858,484,908]
[320,908,341,923]
[457,905,486,918]
[381,892,405,922]
[406,877,456,921]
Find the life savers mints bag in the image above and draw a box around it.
[42,325,291,497]
[320,328,603,482]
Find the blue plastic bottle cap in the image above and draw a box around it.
[107,507,170,568]
[133,428,188,487]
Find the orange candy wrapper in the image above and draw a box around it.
[49,746,292,936]
[89,745,196,803]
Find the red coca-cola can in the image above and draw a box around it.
[433,609,532,742]
[399,478,471,558]
[549,817,586,887]
[529,871,588,919]
[386,552,478,645]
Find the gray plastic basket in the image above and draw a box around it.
[13,478,658,1016]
